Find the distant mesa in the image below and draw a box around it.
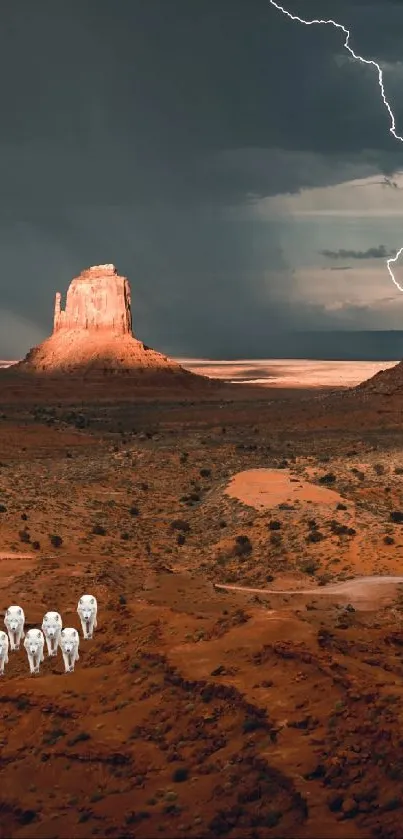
[12,264,210,385]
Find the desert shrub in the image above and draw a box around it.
[49,534,63,548]
[329,520,349,535]
[0,504,6,513]
[21,512,28,521]
[170,519,190,532]
[67,731,91,746]
[172,767,189,782]
[74,414,87,429]
[201,686,214,703]
[263,812,282,828]
[268,520,281,530]
[327,795,344,813]
[390,511,403,524]
[177,534,186,546]
[125,811,151,825]
[129,505,140,516]
[17,810,37,826]
[219,520,227,528]
[233,535,252,557]
[242,716,267,733]
[200,468,211,478]
[373,463,385,475]
[120,532,130,541]
[307,530,324,543]
[32,540,41,550]
[42,727,66,745]
[78,812,92,824]
[19,529,30,543]
[336,502,347,511]
[384,535,395,545]
[318,473,336,485]
[92,524,107,536]
[300,559,319,575]
[394,467,403,475]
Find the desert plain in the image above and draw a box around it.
[3,355,403,839]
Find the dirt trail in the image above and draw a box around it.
[215,575,403,600]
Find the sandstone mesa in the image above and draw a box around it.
[14,264,200,381]
[53,264,133,336]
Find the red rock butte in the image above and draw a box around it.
[53,264,133,336]
[12,264,210,386]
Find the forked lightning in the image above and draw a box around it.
[269,0,403,292]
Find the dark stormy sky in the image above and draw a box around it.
[2,0,403,359]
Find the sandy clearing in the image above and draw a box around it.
[225,467,345,509]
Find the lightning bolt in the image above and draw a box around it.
[269,0,403,293]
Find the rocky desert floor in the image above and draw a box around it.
[3,383,403,838]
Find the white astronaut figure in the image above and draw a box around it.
[24,628,45,675]
[77,595,98,640]
[60,628,80,673]
[0,630,9,675]
[4,605,25,651]
[41,611,63,657]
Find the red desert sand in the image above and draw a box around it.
[4,274,403,837]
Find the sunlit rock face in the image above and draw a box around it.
[13,264,199,381]
[53,264,133,336]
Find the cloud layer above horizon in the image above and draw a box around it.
[1,0,403,359]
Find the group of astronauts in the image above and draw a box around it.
[0,594,98,675]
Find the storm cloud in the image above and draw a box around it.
[1,0,403,359]
[320,245,394,259]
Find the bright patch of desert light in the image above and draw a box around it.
[179,359,397,388]
[225,468,347,510]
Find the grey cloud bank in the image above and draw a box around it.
[320,245,394,260]
[1,0,403,359]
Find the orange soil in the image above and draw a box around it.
[2,384,403,837]
[225,468,347,509]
